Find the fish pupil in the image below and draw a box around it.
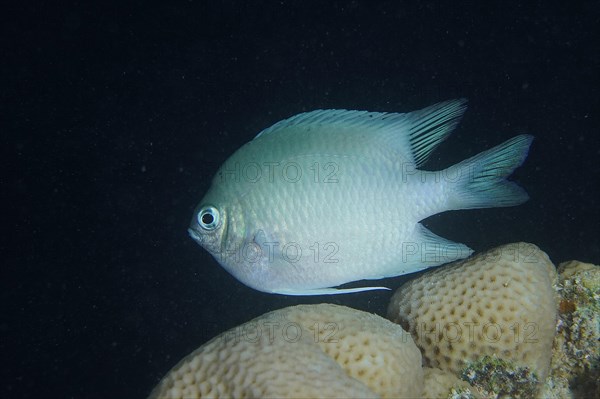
[201,213,214,225]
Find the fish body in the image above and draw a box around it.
[189,100,533,295]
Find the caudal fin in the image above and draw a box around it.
[446,134,534,210]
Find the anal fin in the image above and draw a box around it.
[409,224,473,268]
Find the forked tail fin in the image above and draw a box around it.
[446,134,534,210]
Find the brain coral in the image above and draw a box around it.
[149,303,423,398]
[387,242,558,383]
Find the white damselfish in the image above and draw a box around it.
[189,100,533,295]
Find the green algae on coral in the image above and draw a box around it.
[460,355,539,398]
[550,261,600,398]
[448,386,478,399]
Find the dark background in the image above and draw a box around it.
[4,1,599,398]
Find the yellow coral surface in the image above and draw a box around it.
[149,304,422,398]
[388,242,558,383]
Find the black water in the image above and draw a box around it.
[5,1,599,398]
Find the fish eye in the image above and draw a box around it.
[197,206,220,231]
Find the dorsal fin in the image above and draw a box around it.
[405,99,467,166]
[254,99,467,167]
[254,109,392,139]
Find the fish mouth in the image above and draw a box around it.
[187,228,202,243]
